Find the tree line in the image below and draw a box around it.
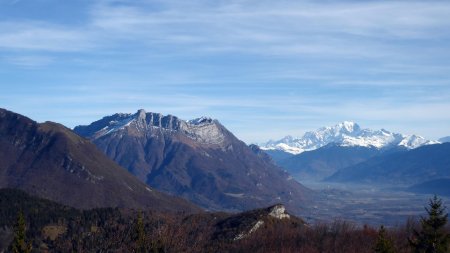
[1,188,449,252]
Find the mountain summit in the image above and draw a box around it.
[0,108,199,212]
[260,121,437,155]
[75,109,225,146]
[74,110,311,213]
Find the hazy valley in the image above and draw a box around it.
[259,121,450,226]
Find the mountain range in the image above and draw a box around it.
[2,107,448,217]
[260,121,438,155]
[74,109,311,213]
[408,178,450,197]
[259,121,441,181]
[277,144,382,181]
[0,108,199,212]
[326,142,450,186]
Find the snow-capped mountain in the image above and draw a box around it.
[260,121,438,155]
[74,109,311,213]
[75,109,226,146]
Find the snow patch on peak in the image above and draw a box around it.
[260,143,303,155]
[337,121,360,133]
[279,135,295,143]
[188,116,214,125]
[101,115,135,136]
[260,122,437,154]
[79,110,226,146]
[398,135,439,149]
[183,117,225,145]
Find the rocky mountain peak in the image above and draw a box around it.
[337,121,360,134]
[188,116,214,125]
[315,121,361,138]
[260,121,437,155]
[268,204,290,219]
[74,110,311,213]
[136,109,147,119]
[74,110,227,145]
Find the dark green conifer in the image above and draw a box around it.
[374,225,396,253]
[136,211,147,253]
[11,211,32,253]
[410,195,449,253]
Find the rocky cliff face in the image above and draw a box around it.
[74,109,312,213]
[212,204,303,241]
[75,110,227,146]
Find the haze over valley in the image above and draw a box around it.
[1,0,450,251]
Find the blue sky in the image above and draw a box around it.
[1,0,450,143]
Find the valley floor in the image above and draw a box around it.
[299,181,450,227]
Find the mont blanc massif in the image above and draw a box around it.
[1,108,449,252]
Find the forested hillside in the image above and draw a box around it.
[1,189,448,252]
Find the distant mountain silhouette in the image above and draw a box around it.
[439,136,450,143]
[260,149,295,165]
[277,144,381,181]
[408,178,450,197]
[326,143,450,186]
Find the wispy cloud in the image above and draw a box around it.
[2,55,54,67]
[0,22,94,51]
[1,0,450,142]
[1,0,450,55]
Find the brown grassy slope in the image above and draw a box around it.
[0,108,200,212]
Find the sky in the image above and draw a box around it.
[1,0,450,143]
